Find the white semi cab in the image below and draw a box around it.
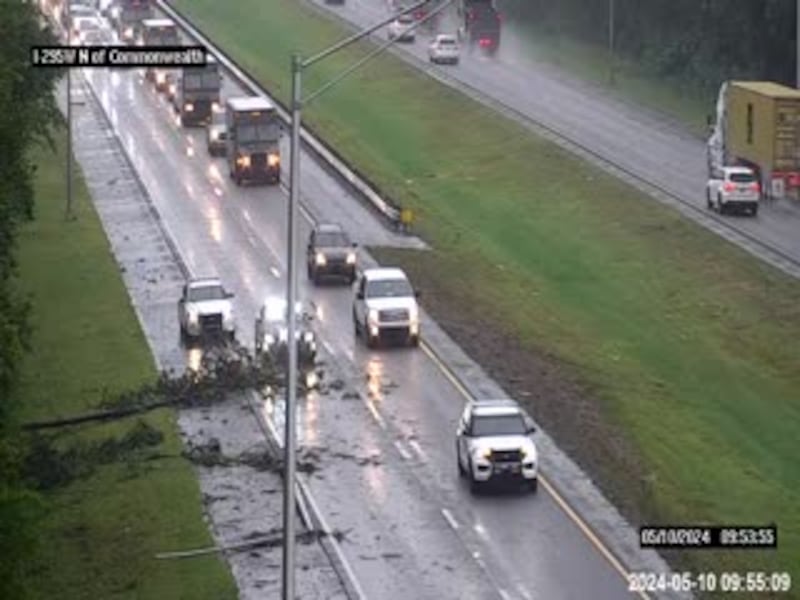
[177,277,236,344]
[706,165,760,216]
[456,399,539,493]
[352,267,420,348]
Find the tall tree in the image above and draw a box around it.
[0,1,62,597]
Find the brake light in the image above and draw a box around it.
[479,38,492,47]
[723,182,736,192]
[751,182,760,193]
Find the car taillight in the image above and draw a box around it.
[479,38,492,47]
[723,182,736,192]
[751,182,760,193]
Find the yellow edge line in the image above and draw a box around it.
[420,341,650,600]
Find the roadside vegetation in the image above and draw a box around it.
[13,131,239,599]
[176,0,800,580]
[500,0,795,134]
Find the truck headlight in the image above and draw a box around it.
[315,252,327,266]
[188,311,198,324]
[168,83,176,96]
[184,102,194,112]
[210,130,219,141]
[267,153,280,167]
[156,72,166,84]
[264,334,275,346]
[303,331,314,343]
[211,101,220,112]
[124,27,133,39]
[346,252,356,265]
[111,7,120,19]
[236,155,251,168]
[368,308,379,324]
[482,449,492,460]
[278,328,288,342]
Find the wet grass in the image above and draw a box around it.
[498,14,712,137]
[13,130,237,599]
[177,0,800,578]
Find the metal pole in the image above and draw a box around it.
[608,0,615,85]
[797,0,800,87]
[66,2,73,219]
[282,52,302,600]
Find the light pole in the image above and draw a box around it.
[66,0,74,220]
[796,0,799,87]
[608,0,615,85]
[281,0,452,597]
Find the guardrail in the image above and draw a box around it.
[157,0,410,233]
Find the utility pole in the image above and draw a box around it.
[66,1,74,220]
[280,2,448,597]
[608,0,616,85]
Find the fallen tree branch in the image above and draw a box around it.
[155,529,331,560]
[22,401,171,431]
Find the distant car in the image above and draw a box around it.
[352,267,420,348]
[429,33,460,64]
[177,278,236,344]
[388,15,415,42]
[254,298,317,366]
[80,27,109,46]
[64,4,95,31]
[72,15,102,43]
[206,109,228,157]
[706,166,760,216]
[306,223,357,285]
[456,399,539,493]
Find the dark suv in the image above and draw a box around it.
[306,223,358,285]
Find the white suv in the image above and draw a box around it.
[429,34,460,64]
[352,268,420,348]
[706,166,760,216]
[456,399,539,493]
[388,15,415,42]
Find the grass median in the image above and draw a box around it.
[13,130,237,599]
[175,0,800,578]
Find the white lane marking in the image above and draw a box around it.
[364,401,387,430]
[408,439,426,462]
[247,235,257,248]
[498,589,511,600]
[299,203,315,225]
[474,522,487,538]
[322,340,335,355]
[270,266,280,278]
[518,584,533,600]
[394,440,411,460]
[345,348,354,361]
[243,209,252,223]
[441,508,459,530]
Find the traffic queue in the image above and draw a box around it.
[54,0,540,496]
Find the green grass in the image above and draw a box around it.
[13,130,237,599]
[499,15,712,136]
[177,0,800,578]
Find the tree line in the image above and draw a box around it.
[0,1,62,597]
[502,0,796,91]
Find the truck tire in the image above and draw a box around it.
[718,196,725,214]
[706,190,712,209]
[751,204,759,217]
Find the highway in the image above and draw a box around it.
[308,0,800,274]
[77,20,642,599]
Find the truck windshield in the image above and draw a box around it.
[187,285,225,302]
[366,278,413,298]
[237,123,279,143]
[317,231,351,247]
[472,414,526,436]
[184,72,219,90]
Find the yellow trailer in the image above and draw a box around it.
[720,81,800,195]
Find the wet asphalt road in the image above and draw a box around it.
[310,0,800,266]
[80,38,635,600]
